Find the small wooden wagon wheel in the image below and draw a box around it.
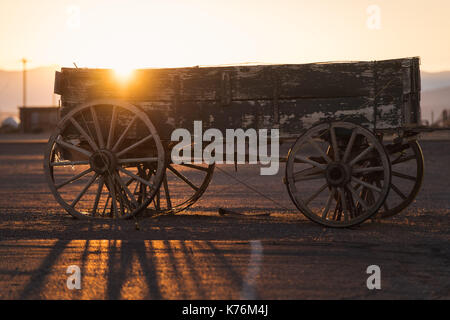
[133,162,215,215]
[376,140,424,218]
[285,122,391,228]
[44,99,165,219]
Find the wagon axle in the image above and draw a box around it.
[89,150,116,174]
[325,162,352,187]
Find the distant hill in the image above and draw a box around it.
[0,66,59,114]
[0,65,449,124]
[421,71,450,91]
[421,86,450,123]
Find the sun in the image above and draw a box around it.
[113,65,135,82]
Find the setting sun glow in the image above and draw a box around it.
[114,66,135,82]
[1,0,450,72]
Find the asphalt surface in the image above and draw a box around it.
[0,140,449,299]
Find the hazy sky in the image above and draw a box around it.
[1,0,449,72]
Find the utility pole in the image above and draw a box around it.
[21,58,27,107]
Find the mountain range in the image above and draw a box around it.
[1,66,449,123]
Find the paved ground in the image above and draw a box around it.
[0,140,449,299]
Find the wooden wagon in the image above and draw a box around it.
[46,57,423,227]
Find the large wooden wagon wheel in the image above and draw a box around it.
[133,162,215,215]
[285,122,391,228]
[44,99,165,219]
[376,140,424,218]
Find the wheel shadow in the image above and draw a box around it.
[18,239,71,299]
[13,238,254,299]
[102,239,251,299]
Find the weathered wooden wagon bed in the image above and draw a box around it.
[46,57,423,227]
[55,57,420,138]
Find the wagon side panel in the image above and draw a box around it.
[374,57,421,130]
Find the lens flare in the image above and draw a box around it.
[114,66,135,82]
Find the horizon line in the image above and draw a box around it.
[1,63,450,74]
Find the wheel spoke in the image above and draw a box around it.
[154,189,161,210]
[352,166,384,174]
[380,179,389,211]
[107,106,118,149]
[351,177,381,193]
[293,171,325,182]
[390,183,407,200]
[112,115,138,152]
[392,171,416,181]
[70,117,99,151]
[322,188,335,219]
[347,191,358,218]
[56,167,93,189]
[92,177,104,216]
[293,155,326,169]
[115,179,134,216]
[168,165,199,191]
[117,190,125,217]
[163,174,172,209]
[90,106,105,149]
[338,188,349,221]
[293,166,323,176]
[131,175,140,195]
[102,194,111,216]
[330,126,340,161]
[136,166,148,201]
[349,145,374,166]
[333,194,342,221]
[118,166,154,189]
[56,138,92,157]
[305,183,327,205]
[374,179,387,211]
[106,176,118,218]
[307,138,332,164]
[70,173,99,207]
[342,128,357,163]
[117,134,153,157]
[364,187,376,206]
[392,155,416,165]
[360,187,369,205]
[114,172,138,205]
[347,185,369,210]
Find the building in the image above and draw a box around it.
[19,106,59,133]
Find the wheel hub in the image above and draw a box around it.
[89,149,116,174]
[325,162,351,187]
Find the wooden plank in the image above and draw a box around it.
[58,58,413,102]
[139,97,382,139]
